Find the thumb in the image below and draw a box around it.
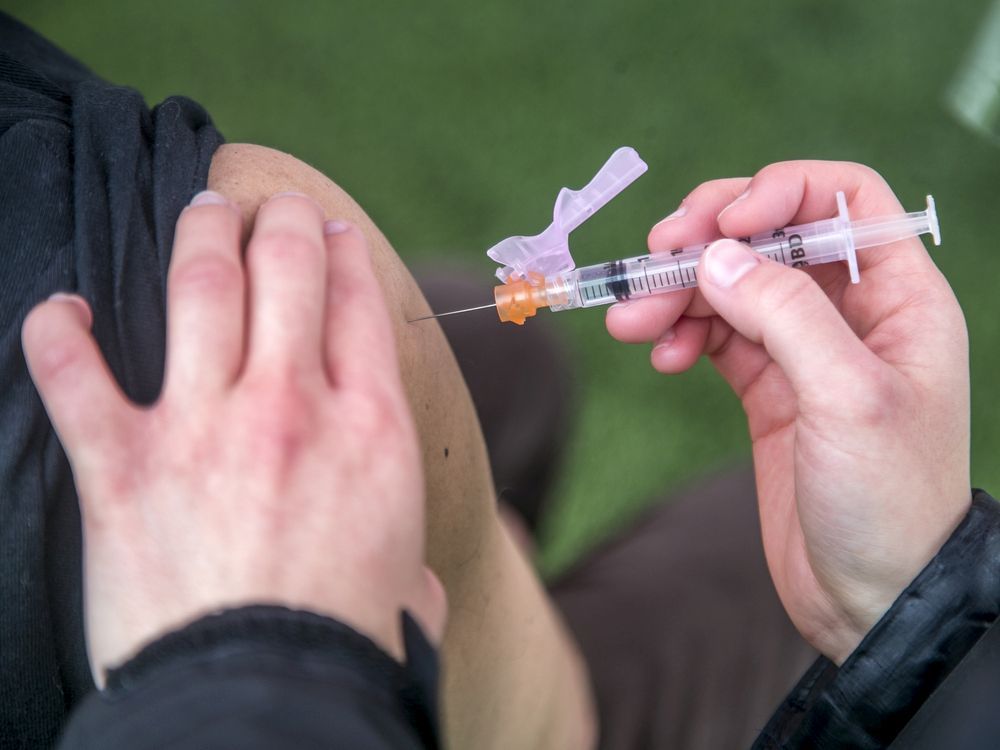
[22,294,133,463]
[697,239,878,404]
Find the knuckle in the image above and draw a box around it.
[177,202,242,243]
[22,312,91,382]
[840,161,896,205]
[750,161,795,184]
[246,370,314,420]
[251,229,321,266]
[241,374,318,473]
[87,460,140,508]
[37,341,86,382]
[687,177,749,205]
[760,265,819,314]
[264,192,324,216]
[347,388,410,441]
[844,161,887,186]
[169,254,242,297]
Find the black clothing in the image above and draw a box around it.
[1,13,442,749]
[552,481,1000,750]
[892,617,1000,749]
[0,11,223,748]
[51,490,1000,750]
[4,10,1000,750]
[753,490,1000,750]
[1,13,443,750]
[56,607,440,750]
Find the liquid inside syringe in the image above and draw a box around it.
[491,193,939,325]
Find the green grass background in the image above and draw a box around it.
[9,0,1000,574]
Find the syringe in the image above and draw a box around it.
[411,192,940,325]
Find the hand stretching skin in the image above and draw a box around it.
[21,191,446,682]
[607,161,970,663]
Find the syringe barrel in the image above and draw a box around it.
[548,218,854,311]
[542,199,938,314]
[744,217,860,266]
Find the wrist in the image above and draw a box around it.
[759,491,1000,748]
[822,487,975,665]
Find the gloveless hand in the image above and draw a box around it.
[22,192,445,682]
[607,162,970,663]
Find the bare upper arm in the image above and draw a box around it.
[206,143,497,577]
[206,143,596,750]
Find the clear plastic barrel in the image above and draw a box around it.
[548,198,937,312]
[548,218,843,311]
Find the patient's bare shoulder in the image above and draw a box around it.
[207,143,496,572]
[206,145,596,750]
[207,144,416,318]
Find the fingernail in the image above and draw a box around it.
[717,188,751,221]
[324,219,352,235]
[48,292,93,327]
[189,190,229,207]
[610,301,630,311]
[653,327,676,351]
[654,204,688,228]
[703,239,760,288]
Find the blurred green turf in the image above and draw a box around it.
[11,0,1000,575]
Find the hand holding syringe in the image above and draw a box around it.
[416,155,972,673]
[411,148,939,325]
[488,191,938,324]
[606,162,970,668]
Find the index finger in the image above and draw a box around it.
[717,160,904,231]
[714,160,935,276]
[607,177,749,344]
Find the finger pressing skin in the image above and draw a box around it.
[22,294,133,460]
[322,221,401,392]
[244,193,328,376]
[165,192,245,393]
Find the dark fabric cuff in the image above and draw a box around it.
[754,490,1000,749]
[66,605,439,748]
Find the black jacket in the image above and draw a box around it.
[56,608,440,750]
[4,10,998,748]
[55,492,1000,749]
[754,490,1000,749]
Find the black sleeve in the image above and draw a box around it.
[752,490,1000,749]
[55,606,440,750]
[2,12,226,741]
